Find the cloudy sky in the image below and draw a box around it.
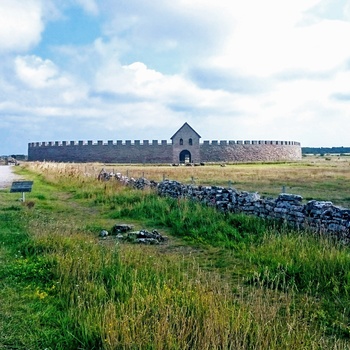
[1,0,350,155]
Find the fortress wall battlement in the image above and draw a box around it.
[28,123,301,163]
[29,139,301,148]
[28,139,301,163]
[28,141,173,163]
[199,142,302,162]
[201,140,301,146]
[29,140,171,147]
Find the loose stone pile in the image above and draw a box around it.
[111,224,134,234]
[100,224,167,244]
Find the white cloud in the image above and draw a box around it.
[2,0,350,155]
[346,2,350,20]
[75,0,99,15]
[15,55,67,89]
[97,0,350,80]
[94,52,232,113]
[0,0,44,53]
[210,1,350,76]
[12,55,88,107]
[101,0,232,68]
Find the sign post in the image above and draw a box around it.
[10,181,34,202]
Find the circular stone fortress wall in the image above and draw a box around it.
[199,140,301,163]
[28,123,302,163]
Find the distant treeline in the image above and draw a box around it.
[302,147,350,155]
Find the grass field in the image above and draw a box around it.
[30,154,350,206]
[1,157,350,349]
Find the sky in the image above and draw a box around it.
[1,0,350,155]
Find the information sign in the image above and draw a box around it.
[10,181,34,202]
[10,181,34,193]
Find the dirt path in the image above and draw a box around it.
[0,165,23,189]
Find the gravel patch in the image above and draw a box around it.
[0,165,24,190]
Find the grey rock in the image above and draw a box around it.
[99,229,109,237]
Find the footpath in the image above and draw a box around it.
[0,165,23,189]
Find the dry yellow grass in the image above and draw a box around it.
[26,154,350,206]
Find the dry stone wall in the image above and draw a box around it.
[157,180,350,243]
[96,168,350,243]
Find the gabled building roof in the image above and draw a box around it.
[170,122,201,139]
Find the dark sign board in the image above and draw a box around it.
[10,181,34,193]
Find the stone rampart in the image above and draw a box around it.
[28,141,173,163]
[28,139,301,163]
[200,141,301,162]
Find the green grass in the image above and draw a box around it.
[107,193,269,248]
[0,210,66,348]
[1,164,350,348]
[240,231,350,337]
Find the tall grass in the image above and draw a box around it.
[242,231,350,337]
[245,231,350,295]
[22,157,350,206]
[108,193,268,248]
[9,222,345,349]
[2,162,350,348]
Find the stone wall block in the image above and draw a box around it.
[142,177,350,241]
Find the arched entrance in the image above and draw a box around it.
[179,150,191,164]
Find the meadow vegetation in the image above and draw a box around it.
[1,157,350,349]
[32,154,350,206]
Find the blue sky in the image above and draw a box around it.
[1,0,350,155]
